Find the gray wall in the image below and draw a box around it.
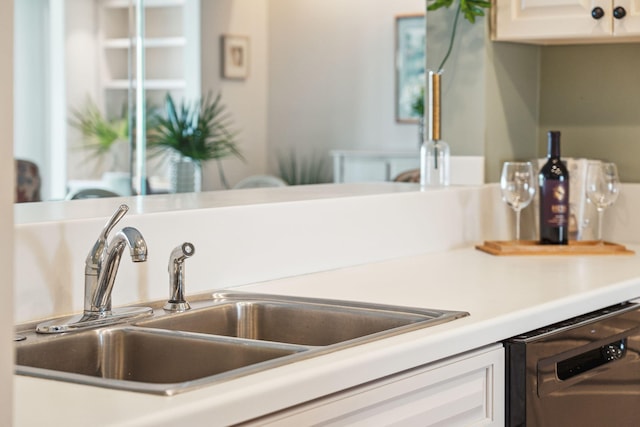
[539,44,640,183]
[484,39,541,183]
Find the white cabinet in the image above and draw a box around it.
[331,150,421,183]
[330,150,485,185]
[242,344,504,426]
[492,0,640,44]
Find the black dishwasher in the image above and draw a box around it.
[505,301,640,427]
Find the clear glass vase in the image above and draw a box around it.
[420,139,450,188]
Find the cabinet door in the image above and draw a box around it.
[613,0,640,36]
[242,344,505,426]
[493,0,612,42]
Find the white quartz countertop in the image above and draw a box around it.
[14,243,640,426]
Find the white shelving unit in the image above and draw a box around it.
[97,0,201,118]
[95,0,200,187]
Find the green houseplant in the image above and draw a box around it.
[70,97,161,172]
[69,98,129,171]
[276,149,331,186]
[148,92,243,192]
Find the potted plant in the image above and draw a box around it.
[148,92,243,192]
[69,98,161,190]
[276,149,331,186]
[69,97,129,172]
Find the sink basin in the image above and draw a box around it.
[137,292,467,346]
[15,291,468,395]
[15,327,306,394]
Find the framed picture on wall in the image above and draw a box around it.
[221,35,250,79]
[395,14,425,123]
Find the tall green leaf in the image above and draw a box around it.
[148,92,243,164]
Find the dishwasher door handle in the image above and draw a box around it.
[556,339,626,380]
[537,333,637,396]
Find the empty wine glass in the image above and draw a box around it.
[500,162,536,240]
[585,162,620,243]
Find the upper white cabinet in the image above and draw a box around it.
[492,0,640,44]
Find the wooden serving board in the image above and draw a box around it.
[475,240,635,256]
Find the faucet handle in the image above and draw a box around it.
[164,242,195,312]
[101,204,129,240]
[86,204,130,270]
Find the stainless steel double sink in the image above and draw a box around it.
[15,292,468,395]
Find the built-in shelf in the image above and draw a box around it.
[103,0,185,9]
[98,0,199,99]
[104,79,187,90]
[103,37,186,49]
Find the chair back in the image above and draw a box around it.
[15,159,42,203]
[69,188,121,200]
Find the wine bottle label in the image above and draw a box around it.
[541,181,568,227]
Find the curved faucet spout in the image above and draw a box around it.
[87,226,148,315]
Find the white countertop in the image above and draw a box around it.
[14,183,419,225]
[14,243,640,426]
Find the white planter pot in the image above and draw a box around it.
[170,156,202,193]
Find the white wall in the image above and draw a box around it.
[200,0,269,190]
[267,0,424,177]
[201,0,426,187]
[65,0,102,182]
[13,0,51,198]
[14,0,93,194]
[0,0,14,423]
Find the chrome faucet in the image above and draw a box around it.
[85,205,148,314]
[164,242,195,312]
[37,204,153,333]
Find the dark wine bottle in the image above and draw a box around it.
[539,131,570,244]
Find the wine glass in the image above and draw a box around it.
[500,162,536,241]
[585,162,620,243]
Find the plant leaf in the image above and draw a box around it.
[148,92,243,164]
[69,97,128,155]
[428,0,490,24]
[427,0,455,12]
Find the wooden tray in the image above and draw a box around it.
[475,240,635,256]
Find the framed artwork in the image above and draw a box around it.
[395,14,425,123]
[222,35,250,79]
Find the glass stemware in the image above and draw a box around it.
[500,162,536,240]
[585,162,620,243]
